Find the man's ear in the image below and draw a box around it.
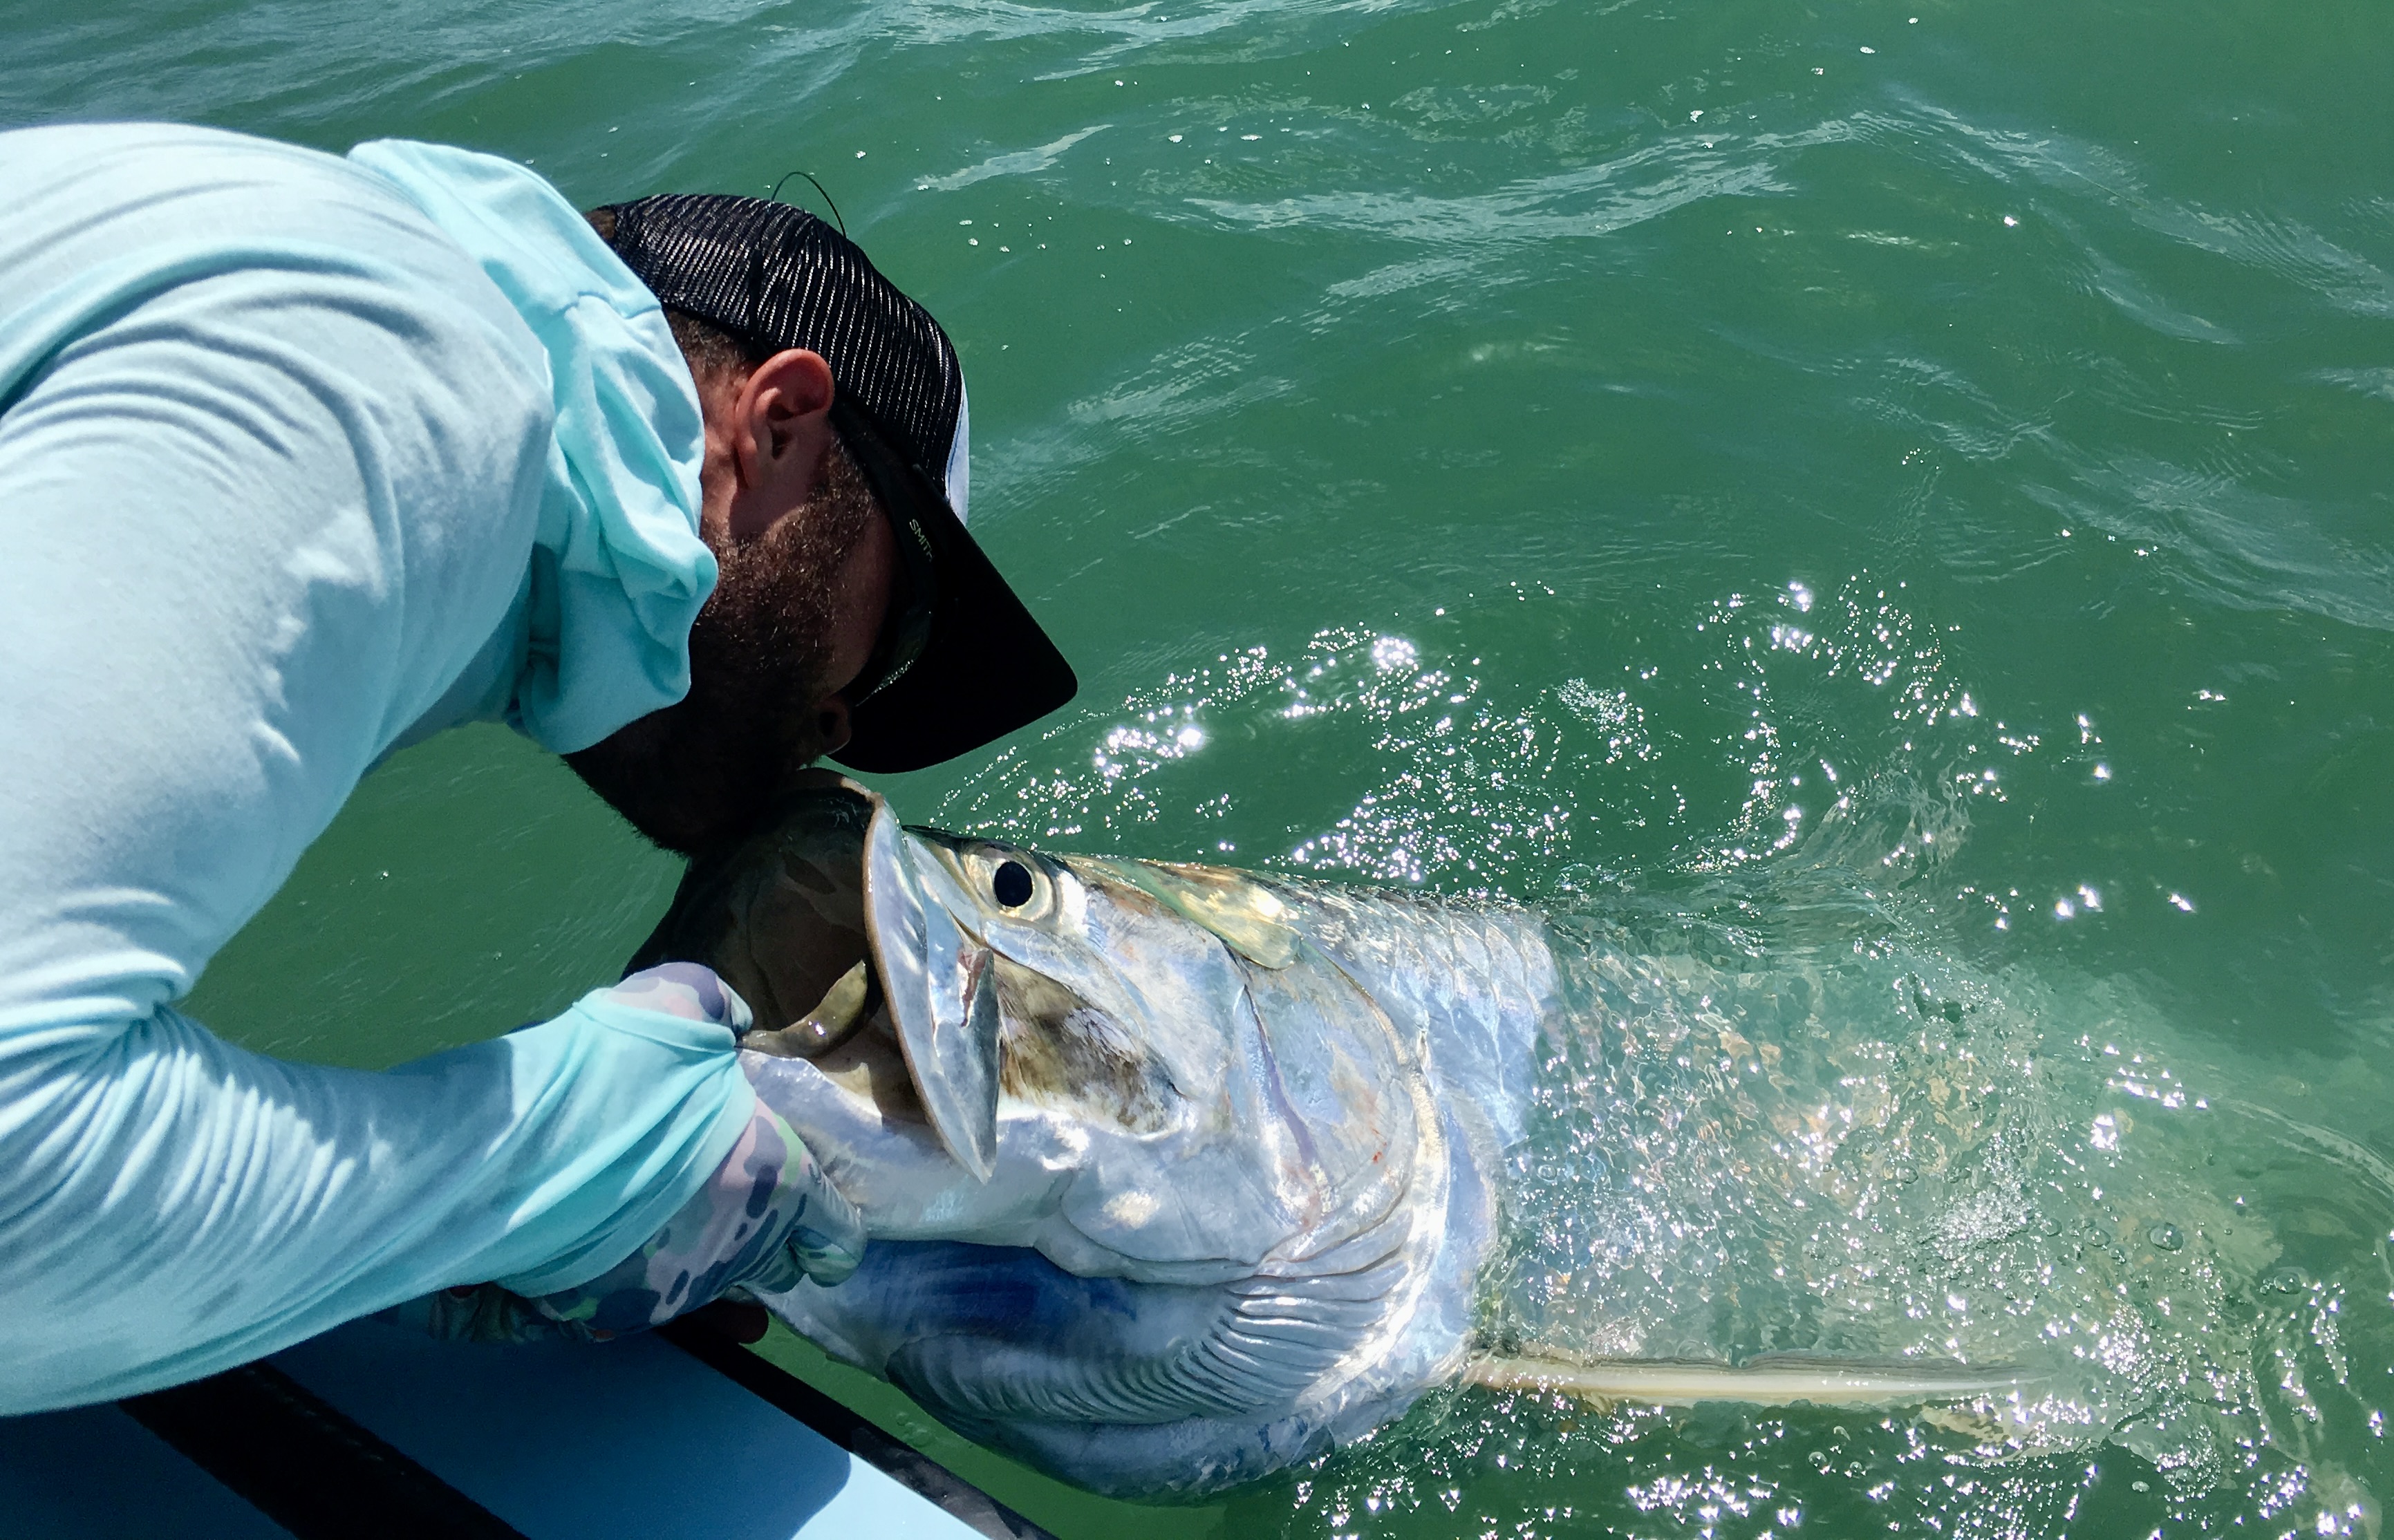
[729,348,837,535]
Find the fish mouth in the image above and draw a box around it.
[627,773,1007,1187]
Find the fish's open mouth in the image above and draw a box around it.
[763,975,931,1133]
[740,957,881,1059]
[624,773,1001,1181]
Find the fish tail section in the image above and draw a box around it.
[1463,1353,2039,1412]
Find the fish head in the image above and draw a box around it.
[635,780,1479,1496]
[644,778,1434,1283]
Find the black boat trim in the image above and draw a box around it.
[120,1360,528,1540]
[113,1322,1054,1540]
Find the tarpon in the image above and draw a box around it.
[631,778,2030,1499]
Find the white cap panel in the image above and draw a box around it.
[944,378,971,525]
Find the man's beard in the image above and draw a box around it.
[565,444,878,854]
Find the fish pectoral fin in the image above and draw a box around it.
[888,1334,1266,1429]
[811,1245,1376,1440]
[886,1281,1379,1431]
[1463,1353,2039,1409]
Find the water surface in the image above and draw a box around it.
[12,0,2394,1532]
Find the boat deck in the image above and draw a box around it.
[0,1315,1046,1539]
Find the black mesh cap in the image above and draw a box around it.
[602,193,1077,773]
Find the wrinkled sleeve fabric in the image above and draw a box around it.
[344,138,717,756]
[0,124,753,1414]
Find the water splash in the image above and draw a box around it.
[939,612,2394,1537]
[1219,884,2390,1539]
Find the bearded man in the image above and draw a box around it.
[0,123,1074,1412]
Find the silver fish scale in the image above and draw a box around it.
[1249,877,1558,1152]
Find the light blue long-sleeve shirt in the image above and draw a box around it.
[0,124,762,1412]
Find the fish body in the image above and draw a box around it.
[639,781,2014,1498]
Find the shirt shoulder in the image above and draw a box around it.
[345,140,718,753]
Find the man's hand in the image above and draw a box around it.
[391,964,863,1344]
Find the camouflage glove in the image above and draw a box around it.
[391,964,863,1344]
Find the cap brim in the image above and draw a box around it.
[830,418,1077,774]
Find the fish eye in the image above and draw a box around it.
[991,860,1035,909]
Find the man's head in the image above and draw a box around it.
[565,209,894,853]
[563,194,1076,856]
[686,343,899,760]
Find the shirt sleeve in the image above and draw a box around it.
[0,123,754,1414]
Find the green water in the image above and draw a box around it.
[12,0,2394,1531]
